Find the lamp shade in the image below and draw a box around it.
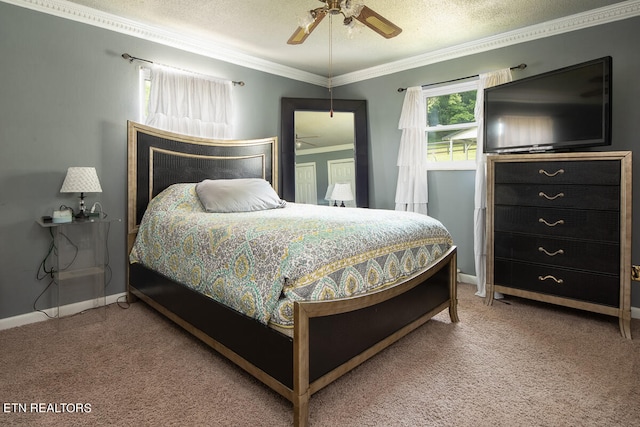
[330,183,354,202]
[60,167,102,193]
[324,184,335,201]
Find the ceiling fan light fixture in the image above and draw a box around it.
[340,0,364,18]
[344,17,364,38]
[287,1,401,44]
[299,10,316,33]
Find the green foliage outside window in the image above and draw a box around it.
[427,90,478,162]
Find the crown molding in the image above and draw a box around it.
[333,0,640,86]
[4,0,640,88]
[1,0,328,86]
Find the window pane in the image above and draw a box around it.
[427,127,477,162]
[427,90,477,126]
[426,88,477,163]
[144,79,151,119]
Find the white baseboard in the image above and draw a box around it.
[0,293,127,331]
[458,272,477,285]
[2,283,638,331]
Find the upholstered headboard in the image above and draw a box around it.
[127,121,278,249]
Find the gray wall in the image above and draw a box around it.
[335,16,640,306]
[0,2,325,319]
[1,1,639,320]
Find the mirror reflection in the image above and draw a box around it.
[294,111,356,207]
[280,98,368,207]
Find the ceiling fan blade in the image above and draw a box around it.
[287,10,326,45]
[355,6,402,39]
[297,139,318,147]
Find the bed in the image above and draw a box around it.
[126,121,459,426]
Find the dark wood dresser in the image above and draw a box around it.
[486,151,632,338]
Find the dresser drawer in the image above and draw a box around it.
[494,160,620,185]
[494,183,619,210]
[494,260,620,307]
[494,206,619,242]
[494,232,620,274]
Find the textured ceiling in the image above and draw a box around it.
[64,0,630,77]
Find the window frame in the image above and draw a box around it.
[139,67,151,122]
[424,79,479,171]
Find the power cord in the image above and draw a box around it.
[116,294,130,309]
[34,222,80,318]
[32,279,57,319]
[36,228,56,281]
[90,202,108,219]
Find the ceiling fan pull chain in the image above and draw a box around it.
[329,13,334,118]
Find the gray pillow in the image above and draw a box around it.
[195,178,286,213]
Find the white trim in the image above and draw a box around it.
[424,81,478,170]
[458,272,477,285]
[1,0,326,86]
[0,292,127,331]
[333,0,640,86]
[296,143,353,156]
[2,0,640,87]
[423,80,479,97]
[428,160,476,171]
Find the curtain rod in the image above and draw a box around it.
[397,63,527,92]
[121,53,245,87]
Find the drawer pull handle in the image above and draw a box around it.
[539,168,565,177]
[539,191,564,200]
[539,218,565,227]
[538,247,564,257]
[539,275,564,284]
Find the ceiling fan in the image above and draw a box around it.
[295,134,319,147]
[287,0,402,45]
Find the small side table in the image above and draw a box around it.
[37,217,113,328]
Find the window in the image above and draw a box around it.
[424,80,478,170]
[139,67,151,122]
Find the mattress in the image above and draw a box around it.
[130,183,453,327]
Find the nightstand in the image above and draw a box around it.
[37,217,113,328]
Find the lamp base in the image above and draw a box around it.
[75,210,89,221]
[75,192,88,221]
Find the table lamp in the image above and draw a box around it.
[330,183,354,207]
[60,167,102,220]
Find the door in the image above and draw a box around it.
[295,162,318,204]
[328,158,356,207]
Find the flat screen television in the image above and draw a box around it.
[484,56,612,154]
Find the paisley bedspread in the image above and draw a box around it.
[130,184,453,326]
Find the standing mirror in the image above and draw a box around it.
[281,98,369,207]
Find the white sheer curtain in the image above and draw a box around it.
[146,65,233,139]
[395,86,428,214]
[473,68,513,297]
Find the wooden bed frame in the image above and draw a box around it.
[126,121,459,426]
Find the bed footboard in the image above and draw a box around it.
[292,246,458,426]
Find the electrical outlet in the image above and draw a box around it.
[632,265,640,281]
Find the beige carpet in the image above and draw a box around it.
[1,283,639,426]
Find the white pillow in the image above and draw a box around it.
[195,178,286,213]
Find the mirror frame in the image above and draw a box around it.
[281,98,369,207]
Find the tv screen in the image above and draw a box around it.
[484,56,612,154]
